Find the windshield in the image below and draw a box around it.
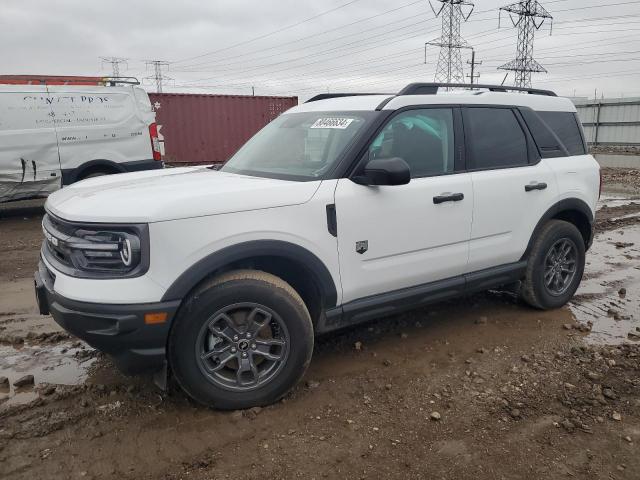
[221,111,375,180]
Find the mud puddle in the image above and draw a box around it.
[0,342,96,408]
[570,224,640,344]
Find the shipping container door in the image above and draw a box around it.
[0,86,61,202]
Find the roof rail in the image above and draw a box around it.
[305,92,389,103]
[102,76,140,86]
[0,75,140,86]
[397,82,557,97]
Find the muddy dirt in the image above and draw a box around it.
[0,170,639,479]
[601,167,640,195]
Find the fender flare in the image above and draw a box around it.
[160,240,338,308]
[62,159,126,185]
[521,198,594,260]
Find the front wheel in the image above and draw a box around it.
[168,270,314,409]
[520,220,586,310]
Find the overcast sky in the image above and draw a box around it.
[3,0,640,100]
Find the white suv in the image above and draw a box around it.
[35,83,600,409]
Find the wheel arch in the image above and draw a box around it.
[161,240,339,326]
[521,198,594,261]
[62,159,126,185]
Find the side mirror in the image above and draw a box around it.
[353,157,411,186]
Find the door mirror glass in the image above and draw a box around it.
[353,157,411,186]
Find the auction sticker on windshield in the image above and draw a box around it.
[310,117,354,129]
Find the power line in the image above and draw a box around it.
[173,0,616,71]
[534,68,640,83]
[172,0,367,65]
[181,21,439,84]
[184,15,515,85]
[294,33,640,93]
[178,1,640,81]
[178,14,432,74]
[178,25,640,93]
[426,1,475,84]
[176,0,425,71]
[162,0,640,96]
[174,0,640,78]
[178,5,640,89]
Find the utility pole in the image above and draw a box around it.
[425,0,475,85]
[498,0,553,88]
[466,50,481,85]
[144,60,171,93]
[100,56,128,77]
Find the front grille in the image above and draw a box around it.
[42,214,75,269]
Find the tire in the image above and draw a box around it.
[520,220,586,310]
[168,269,314,409]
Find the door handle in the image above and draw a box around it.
[433,192,464,204]
[525,182,547,192]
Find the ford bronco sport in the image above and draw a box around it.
[35,83,600,409]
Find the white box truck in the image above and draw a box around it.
[0,77,162,203]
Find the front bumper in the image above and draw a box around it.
[35,259,180,374]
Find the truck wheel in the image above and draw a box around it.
[168,269,314,409]
[520,220,585,310]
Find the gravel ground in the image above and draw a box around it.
[0,169,639,480]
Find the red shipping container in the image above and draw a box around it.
[148,93,298,165]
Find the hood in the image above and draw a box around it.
[46,167,321,223]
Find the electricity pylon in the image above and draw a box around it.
[425,0,475,84]
[498,0,553,88]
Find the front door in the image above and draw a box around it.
[0,86,61,203]
[334,107,473,305]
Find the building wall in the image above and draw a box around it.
[594,153,640,169]
[574,98,640,146]
[148,93,298,164]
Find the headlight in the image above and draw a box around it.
[42,214,149,278]
[68,229,142,273]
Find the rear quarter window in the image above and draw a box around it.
[537,111,586,156]
[464,107,529,169]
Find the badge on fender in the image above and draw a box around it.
[356,240,368,254]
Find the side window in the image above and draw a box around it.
[518,108,565,158]
[538,111,586,156]
[368,108,454,178]
[465,108,529,169]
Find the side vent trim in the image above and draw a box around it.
[326,204,337,237]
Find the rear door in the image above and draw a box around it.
[0,86,61,202]
[464,106,558,272]
[335,107,473,304]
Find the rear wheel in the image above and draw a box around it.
[169,270,313,409]
[520,220,585,309]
